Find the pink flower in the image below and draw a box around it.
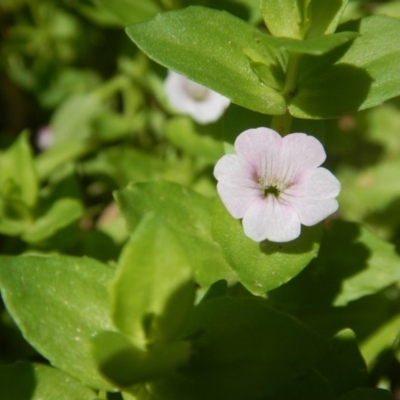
[164,71,230,124]
[214,128,341,243]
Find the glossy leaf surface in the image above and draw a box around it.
[0,255,115,390]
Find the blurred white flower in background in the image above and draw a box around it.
[164,70,230,124]
[36,126,54,150]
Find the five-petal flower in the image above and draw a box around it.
[214,127,341,243]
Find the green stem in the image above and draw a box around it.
[94,75,127,102]
[271,52,302,136]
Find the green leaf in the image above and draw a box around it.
[256,31,359,56]
[268,220,400,307]
[260,0,311,39]
[35,141,93,180]
[271,369,335,400]
[50,94,102,145]
[151,297,328,400]
[0,255,115,390]
[337,388,393,400]
[361,313,400,365]
[338,159,400,224]
[165,117,225,164]
[22,198,83,243]
[126,6,286,115]
[111,214,195,345]
[115,181,235,286]
[212,197,322,294]
[96,0,160,25]
[316,329,367,397]
[92,331,190,387]
[0,130,38,208]
[0,362,96,399]
[290,15,400,118]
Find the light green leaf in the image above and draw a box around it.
[50,94,102,145]
[115,182,235,287]
[151,297,328,400]
[268,221,400,307]
[35,141,93,180]
[111,214,195,345]
[307,0,349,37]
[96,0,160,25]
[290,15,400,118]
[338,159,400,227]
[0,255,115,390]
[92,331,190,387]
[0,130,38,208]
[256,31,359,55]
[0,362,96,399]
[362,313,400,365]
[260,0,311,39]
[165,117,225,164]
[126,6,286,115]
[212,197,322,294]
[337,388,392,400]
[22,198,83,243]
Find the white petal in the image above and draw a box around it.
[294,198,339,226]
[188,91,230,124]
[217,183,261,218]
[164,71,230,124]
[242,197,301,243]
[234,128,282,178]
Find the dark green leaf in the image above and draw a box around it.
[337,388,392,400]
[316,329,367,397]
[268,220,400,307]
[151,297,328,400]
[92,331,190,387]
[271,369,335,400]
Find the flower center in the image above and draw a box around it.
[185,80,210,101]
[258,177,291,198]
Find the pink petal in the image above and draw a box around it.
[213,154,258,188]
[217,183,261,218]
[278,134,326,182]
[284,168,341,225]
[242,197,301,242]
[234,128,282,178]
[289,168,341,199]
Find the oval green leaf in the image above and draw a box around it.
[0,255,115,390]
[126,6,286,115]
[212,197,322,294]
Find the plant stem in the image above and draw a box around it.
[271,52,302,136]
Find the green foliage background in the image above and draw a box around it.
[1,0,400,399]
